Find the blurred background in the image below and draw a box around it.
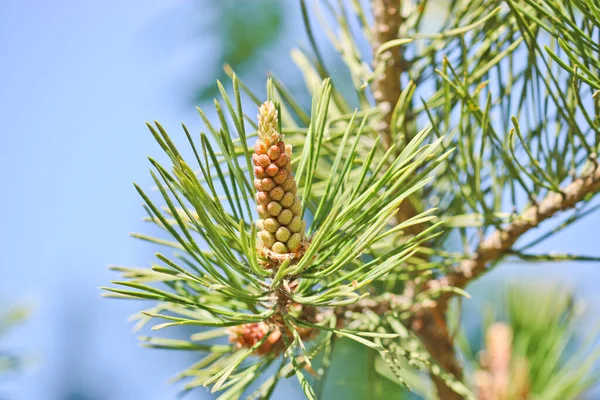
[0,1,598,399]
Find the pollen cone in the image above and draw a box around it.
[253,101,306,260]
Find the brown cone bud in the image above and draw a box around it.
[261,178,276,192]
[266,164,279,177]
[267,145,280,160]
[273,169,288,184]
[281,175,295,191]
[257,205,270,219]
[254,166,266,179]
[274,154,288,167]
[269,187,284,201]
[254,141,267,155]
[257,154,271,168]
[256,192,270,205]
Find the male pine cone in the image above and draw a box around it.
[253,101,305,257]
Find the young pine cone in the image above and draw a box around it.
[253,101,306,257]
[227,317,315,356]
[227,321,283,356]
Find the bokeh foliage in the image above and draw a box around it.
[0,305,28,376]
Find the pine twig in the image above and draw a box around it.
[371,0,403,149]
[433,163,600,306]
[370,2,464,398]
[407,165,600,399]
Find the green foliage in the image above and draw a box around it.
[107,0,600,398]
[319,339,410,399]
[104,78,450,397]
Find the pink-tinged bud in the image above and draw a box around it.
[261,178,276,191]
[254,141,268,155]
[254,166,266,179]
[255,192,270,205]
[266,164,279,177]
[257,205,270,219]
[274,154,288,167]
[257,154,271,168]
[267,145,281,160]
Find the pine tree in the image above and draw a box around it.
[104,0,600,398]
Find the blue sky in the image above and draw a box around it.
[0,1,213,398]
[0,1,598,399]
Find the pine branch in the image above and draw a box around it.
[407,164,600,399]
[370,0,403,149]
[105,78,449,397]
[370,0,424,236]
[369,2,465,397]
[433,162,600,306]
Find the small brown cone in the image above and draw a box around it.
[253,101,306,262]
[226,321,283,356]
